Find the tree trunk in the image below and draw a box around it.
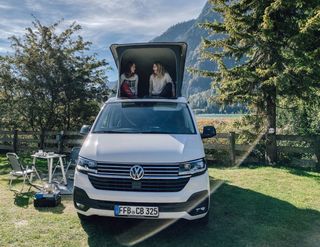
[265,87,277,165]
[40,128,45,149]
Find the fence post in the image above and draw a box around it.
[314,136,320,170]
[57,130,64,154]
[13,129,18,153]
[40,129,45,149]
[229,132,236,166]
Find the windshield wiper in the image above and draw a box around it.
[141,131,173,134]
[92,130,175,134]
[92,130,130,133]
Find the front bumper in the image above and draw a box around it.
[73,170,210,220]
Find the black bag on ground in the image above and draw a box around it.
[34,191,61,207]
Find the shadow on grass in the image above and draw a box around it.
[236,162,320,174]
[34,203,66,214]
[9,183,66,214]
[14,191,34,208]
[286,168,320,183]
[239,164,320,183]
[79,182,320,247]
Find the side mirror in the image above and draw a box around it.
[80,125,91,135]
[201,126,216,139]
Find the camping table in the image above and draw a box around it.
[31,153,67,185]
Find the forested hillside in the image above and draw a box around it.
[152,1,239,113]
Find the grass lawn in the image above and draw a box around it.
[0,154,319,247]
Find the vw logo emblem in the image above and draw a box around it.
[130,165,144,180]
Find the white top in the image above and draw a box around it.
[149,72,172,95]
[120,74,139,95]
[31,153,66,159]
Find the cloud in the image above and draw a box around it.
[0,3,14,10]
[0,45,10,53]
[0,19,29,36]
[0,0,208,79]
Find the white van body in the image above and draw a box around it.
[73,43,213,221]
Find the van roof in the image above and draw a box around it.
[110,42,187,98]
[105,97,188,104]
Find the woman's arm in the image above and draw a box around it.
[165,72,173,83]
[120,74,125,84]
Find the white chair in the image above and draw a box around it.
[64,147,81,180]
[6,153,42,192]
[52,147,80,181]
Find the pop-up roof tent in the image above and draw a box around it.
[110,42,187,98]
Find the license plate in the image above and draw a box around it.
[114,205,159,218]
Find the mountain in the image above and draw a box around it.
[151,1,222,97]
[152,19,196,43]
[107,80,117,90]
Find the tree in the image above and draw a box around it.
[0,18,111,131]
[197,0,320,164]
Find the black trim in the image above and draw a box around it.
[191,167,207,177]
[88,175,190,192]
[73,187,209,214]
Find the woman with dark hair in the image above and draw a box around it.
[149,62,174,97]
[120,61,139,98]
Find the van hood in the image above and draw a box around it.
[110,42,187,97]
[80,133,204,163]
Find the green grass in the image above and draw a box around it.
[0,155,319,247]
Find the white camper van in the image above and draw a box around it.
[73,43,216,222]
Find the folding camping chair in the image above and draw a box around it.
[6,153,42,192]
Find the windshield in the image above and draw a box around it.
[93,102,196,134]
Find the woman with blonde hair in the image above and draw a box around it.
[149,62,174,97]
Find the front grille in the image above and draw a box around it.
[88,162,189,192]
[88,175,190,192]
[96,162,179,177]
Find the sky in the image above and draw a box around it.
[0,0,207,81]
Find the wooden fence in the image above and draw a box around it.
[0,130,83,154]
[277,135,320,168]
[203,132,320,168]
[0,130,319,168]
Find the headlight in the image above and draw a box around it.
[77,157,97,174]
[179,159,206,176]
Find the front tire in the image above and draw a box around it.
[77,212,93,222]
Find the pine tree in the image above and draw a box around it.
[197,0,320,164]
